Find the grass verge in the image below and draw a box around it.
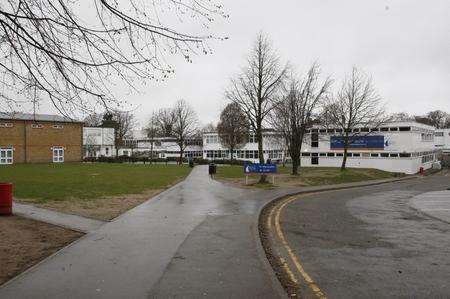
[0,163,191,220]
[216,165,403,188]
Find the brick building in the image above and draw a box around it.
[0,112,83,164]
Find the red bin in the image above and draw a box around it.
[0,182,13,215]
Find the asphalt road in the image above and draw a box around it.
[278,174,450,298]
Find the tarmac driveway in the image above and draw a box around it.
[0,165,283,299]
[278,175,450,298]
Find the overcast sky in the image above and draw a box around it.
[42,0,450,128]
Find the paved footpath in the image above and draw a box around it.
[13,202,105,233]
[0,166,285,299]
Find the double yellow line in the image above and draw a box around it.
[267,195,327,299]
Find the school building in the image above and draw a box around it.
[0,112,83,164]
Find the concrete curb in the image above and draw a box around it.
[254,175,419,298]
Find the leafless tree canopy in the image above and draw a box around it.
[101,110,136,154]
[225,32,287,182]
[217,102,249,163]
[83,112,104,127]
[171,99,199,163]
[0,0,227,116]
[271,63,331,175]
[323,67,387,170]
[154,108,176,137]
[144,111,160,162]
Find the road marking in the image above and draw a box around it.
[270,195,327,299]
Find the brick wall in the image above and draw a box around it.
[0,119,83,163]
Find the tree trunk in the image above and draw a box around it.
[341,132,349,171]
[230,147,234,165]
[150,143,153,164]
[292,157,299,175]
[179,149,183,165]
[256,126,267,183]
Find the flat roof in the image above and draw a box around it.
[0,112,83,123]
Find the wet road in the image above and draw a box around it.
[0,166,283,298]
[278,175,450,298]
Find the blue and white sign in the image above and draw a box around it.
[330,135,385,150]
[244,163,277,174]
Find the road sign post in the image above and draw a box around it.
[243,163,277,185]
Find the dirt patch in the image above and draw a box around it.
[17,189,163,221]
[0,215,82,286]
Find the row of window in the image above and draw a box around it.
[204,134,259,144]
[305,127,414,134]
[0,123,64,129]
[301,152,415,158]
[0,147,64,164]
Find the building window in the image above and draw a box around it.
[301,152,311,157]
[105,147,109,156]
[311,156,319,165]
[389,127,399,131]
[353,153,361,157]
[0,123,13,128]
[52,147,64,163]
[319,153,326,157]
[311,133,319,147]
[32,124,44,129]
[327,153,335,157]
[380,153,389,158]
[370,153,379,157]
[248,134,257,143]
[53,124,64,129]
[390,153,399,158]
[380,127,389,132]
[399,127,411,132]
[0,148,13,164]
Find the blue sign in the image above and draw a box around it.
[244,163,277,174]
[330,135,384,149]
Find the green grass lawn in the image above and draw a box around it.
[216,165,403,187]
[0,163,191,203]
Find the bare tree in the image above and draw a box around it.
[271,64,332,175]
[172,99,199,164]
[102,110,136,156]
[217,103,249,164]
[225,32,288,183]
[83,113,104,127]
[415,110,449,129]
[0,1,227,115]
[155,108,176,137]
[390,112,413,122]
[323,67,387,171]
[145,112,159,163]
[201,122,216,134]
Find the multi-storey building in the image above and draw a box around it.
[117,129,203,159]
[300,121,437,174]
[202,130,284,163]
[434,129,450,154]
[0,112,83,164]
[83,127,116,157]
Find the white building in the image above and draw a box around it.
[202,130,284,163]
[300,121,437,174]
[83,127,115,157]
[118,129,202,159]
[434,129,450,154]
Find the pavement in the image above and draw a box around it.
[13,202,105,233]
[0,165,284,299]
[273,174,450,298]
